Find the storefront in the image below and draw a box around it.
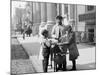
[79,12,96,43]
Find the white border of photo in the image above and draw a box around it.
[0,0,98,75]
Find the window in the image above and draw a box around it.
[87,6,94,11]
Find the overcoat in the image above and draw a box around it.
[60,31,79,60]
[67,31,79,60]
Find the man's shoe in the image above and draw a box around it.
[62,68,67,71]
[69,68,76,71]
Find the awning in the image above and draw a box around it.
[79,12,96,22]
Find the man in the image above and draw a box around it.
[51,15,64,42]
[51,15,66,71]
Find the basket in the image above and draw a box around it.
[54,53,66,64]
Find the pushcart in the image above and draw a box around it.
[49,39,68,72]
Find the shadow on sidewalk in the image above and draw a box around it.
[11,38,29,60]
[19,42,41,56]
[77,43,95,50]
[67,62,96,71]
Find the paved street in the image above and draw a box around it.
[17,35,96,73]
[11,37,36,75]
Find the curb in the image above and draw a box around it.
[16,37,30,59]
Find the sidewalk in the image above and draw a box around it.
[11,37,36,74]
[17,35,96,73]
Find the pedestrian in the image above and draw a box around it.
[81,32,84,42]
[40,29,51,72]
[27,25,32,37]
[63,20,79,70]
[51,15,67,71]
[22,22,27,39]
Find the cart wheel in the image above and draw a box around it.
[50,49,53,68]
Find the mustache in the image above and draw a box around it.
[58,22,62,25]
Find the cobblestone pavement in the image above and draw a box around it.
[11,59,35,74]
[11,37,36,75]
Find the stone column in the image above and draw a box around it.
[68,4,76,28]
[33,2,36,24]
[39,2,47,37]
[68,4,71,20]
[46,3,57,36]
[32,2,41,36]
[61,4,65,16]
[57,3,62,15]
[32,2,36,35]
[68,4,75,20]
[35,2,41,24]
[40,2,47,25]
[60,4,69,26]
[46,3,57,25]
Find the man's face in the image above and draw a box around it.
[56,19,60,24]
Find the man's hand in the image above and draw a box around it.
[45,40,51,47]
[52,35,57,39]
[57,43,62,46]
[57,42,69,46]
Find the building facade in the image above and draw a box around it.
[77,5,96,43]
[31,2,76,36]
[12,1,96,43]
[30,2,96,43]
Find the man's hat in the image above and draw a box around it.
[56,15,63,20]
